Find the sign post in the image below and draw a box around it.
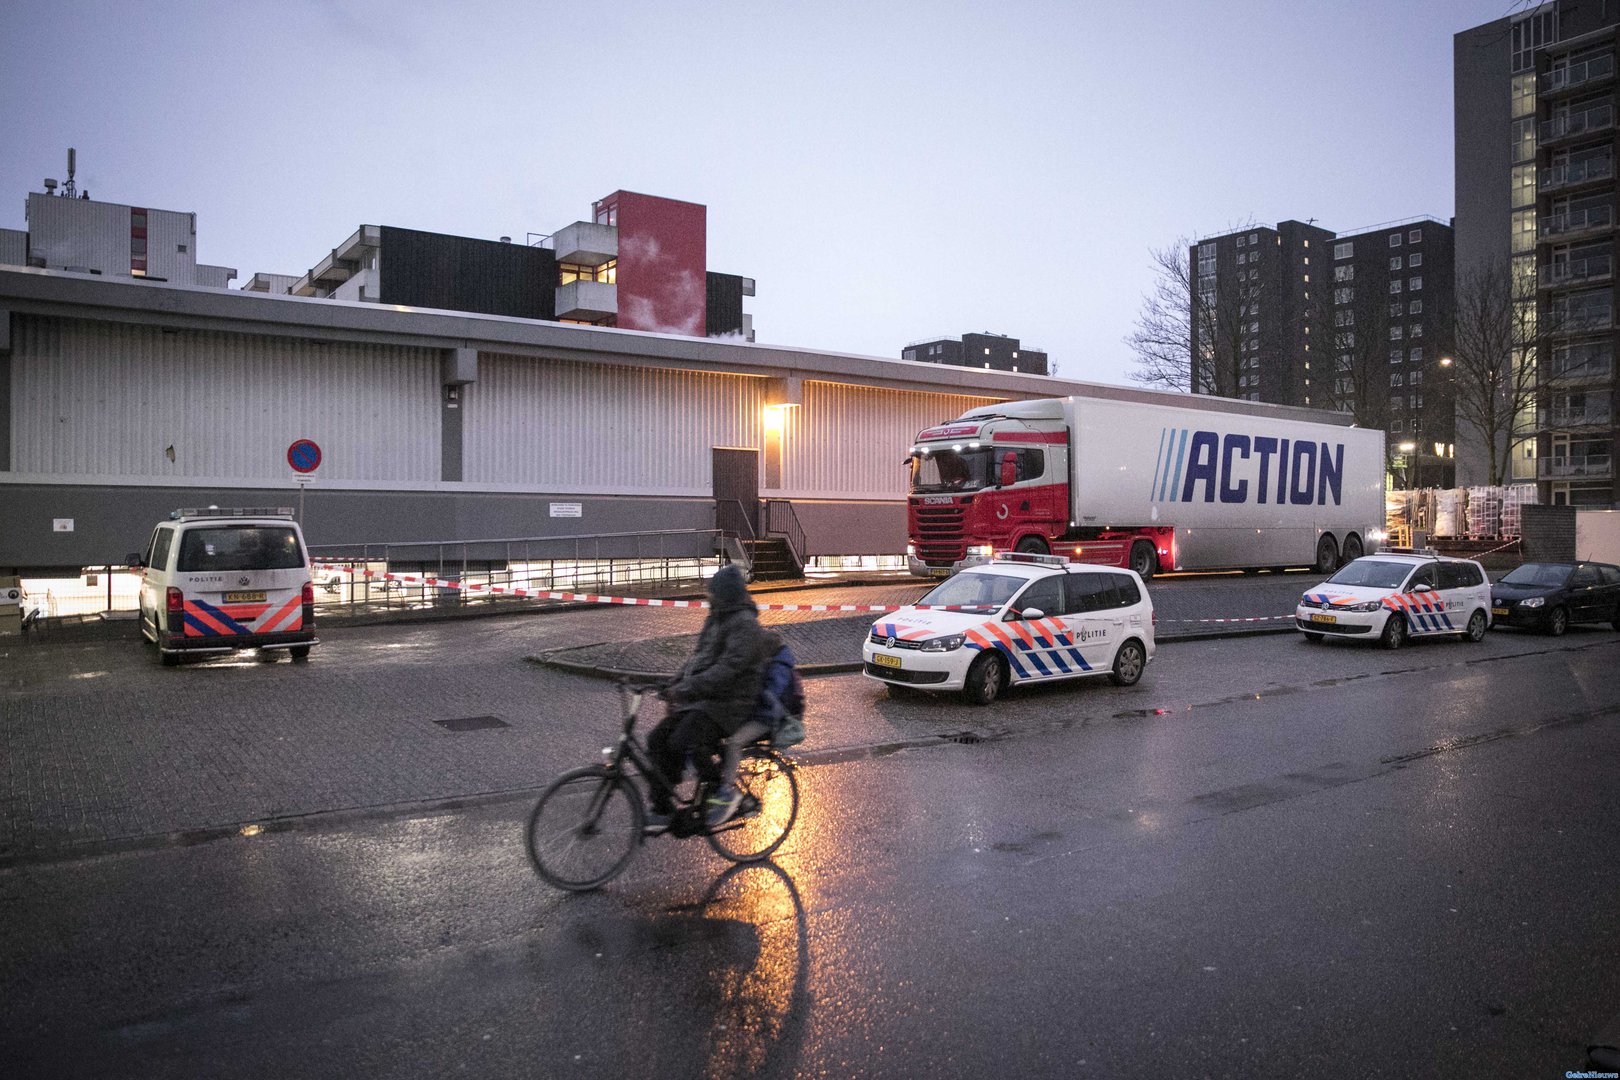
[288,439,322,521]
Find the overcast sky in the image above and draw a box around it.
[2,0,1520,385]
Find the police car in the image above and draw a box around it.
[132,507,319,666]
[863,553,1156,705]
[1295,552,1492,649]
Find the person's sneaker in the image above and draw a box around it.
[643,809,673,834]
[704,785,742,827]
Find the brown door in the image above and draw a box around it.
[712,447,760,537]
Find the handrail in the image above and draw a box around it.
[714,499,757,578]
[762,499,808,571]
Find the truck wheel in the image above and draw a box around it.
[1129,541,1158,580]
[1341,534,1364,564]
[1314,535,1339,574]
[1014,536,1049,556]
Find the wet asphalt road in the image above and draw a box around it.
[3,616,1619,1078]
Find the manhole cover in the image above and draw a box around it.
[435,715,509,732]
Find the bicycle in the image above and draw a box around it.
[526,677,801,891]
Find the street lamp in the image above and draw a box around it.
[1399,441,1418,490]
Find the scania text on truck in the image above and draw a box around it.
[906,395,1386,578]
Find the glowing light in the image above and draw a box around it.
[239,824,263,837]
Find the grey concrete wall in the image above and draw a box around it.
[1521,503,1578,561]
[0,483,909,573]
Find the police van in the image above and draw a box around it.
[863,552,1156,705]
[1295,552,1491,649]
[132,508,318,665]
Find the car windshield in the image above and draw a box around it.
[915,571,1026,611]
[909,447,999,493]
[1325,559,1412,590]
[1500,563,1571,587]
[177,526,304,572]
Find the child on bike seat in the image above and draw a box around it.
[646,563,770,832]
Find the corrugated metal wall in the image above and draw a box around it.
[467,355,768,492]
[10,316,439,481]
[781,381,1001,498]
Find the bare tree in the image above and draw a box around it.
[1309,274,1397,429]
[1451,259,1546,486]
[1125,238,1266,396]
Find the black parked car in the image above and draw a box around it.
[1490,561,1620,635]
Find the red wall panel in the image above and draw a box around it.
[597,190,706,336]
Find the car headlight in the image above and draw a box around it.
[919,633,966,652]
[1343,600,1384,612]
[1518,596,1544,608]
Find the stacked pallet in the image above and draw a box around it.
[1434,489,1467,538]
[1499,484,1537,538]
[1466,486,1501,539]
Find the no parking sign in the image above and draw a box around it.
[288,439,322,474]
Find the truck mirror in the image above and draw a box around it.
[999,452,1017,487]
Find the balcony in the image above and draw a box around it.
[1541,205,1616,241]
[1541,103,1616,145]
[1538,453,1614,479]
[1548,346,1616,383]
[1540,406,1614,430]
[1539,155,1615,192]
[1540,254,1616,288]
[1539,53,1617,96]
[555,279,617,321]
[552,221,617,267]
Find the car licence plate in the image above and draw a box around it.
[1308,613,1337,625]
[872,653,902,669]
[225,591,266,603]
[1492,607,1509,617]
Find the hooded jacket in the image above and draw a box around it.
[668,564,770,735]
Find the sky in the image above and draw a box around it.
[1,0,1525,385]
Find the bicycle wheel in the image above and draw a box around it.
[526,766,643,891]
[706,746,799,863]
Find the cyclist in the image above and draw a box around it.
[646,563,770,832]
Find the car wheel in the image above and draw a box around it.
[1130,541,1158,581]
[1014,536,1049,556]
[1314,535,1339,574]
[160,650,180,667]
[1341,534,1364,565]
[1465,609,1488,643]
[1302,631,1324,643]
[961,651,1006,706]
[1380,614,1408,650]
[289,645,312,661]
[1109,639,1147,686]
[1547,606,1568,637]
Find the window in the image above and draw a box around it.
[1409,253,1422,268]
[1250,268,1259,280]
[1334,242,1354,260]
[1334,287,1353,304]
[1411,370,1425,386]
[1249,233,1258,245]
[1014,577,1063,618]
[1410,348,1423,364]
[1390,256,1403,271]
[1336,310,1354,326]
[1409,299,1422,314]
[1409,276,1422,291]
[1390,279,1404,294]
[1511,117,1537,163]
[1391,373,1404,387]
[1390,326,1404,340]
[1409,229,1422,243]
[1390,302,1404,317]
[1391,419,1404,432]
[1236,235,1247,247]
[1237,252,1246,265]
[177,243,188,254]
[1389,233,1402,248]
[1335,265,1354,282]
[1390,348,1404,364]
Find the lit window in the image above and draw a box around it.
[1335,265,1354,282]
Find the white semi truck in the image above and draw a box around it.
[907,394,1386,578]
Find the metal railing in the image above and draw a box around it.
[1540,156,1615,190]
[1540,254,1615,287]
[1541,103,1616,142]
[1538,453,1614,478]
[1540,407,1615,429]
[763,499,808,571]
[714,499,758,578]
[1548,347,1615,381]
[1541,206,1616,239]
[1540,53,1616,93]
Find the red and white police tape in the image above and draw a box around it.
[312,562,1296,622]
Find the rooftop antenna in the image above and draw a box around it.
[62,148,78,199]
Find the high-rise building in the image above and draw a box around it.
[902,332,1048,375]
[1189,219,1456,481]
[1456,1,1619,506]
